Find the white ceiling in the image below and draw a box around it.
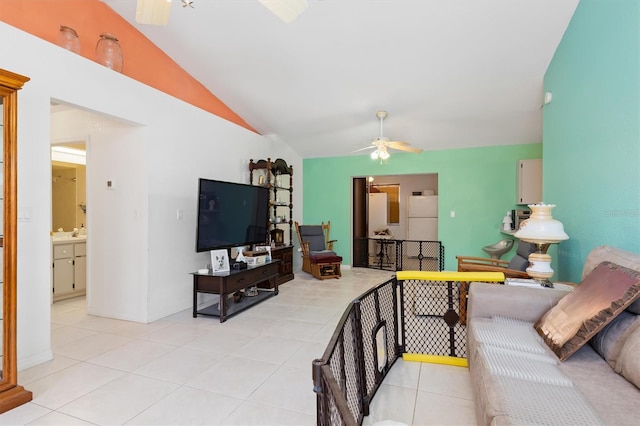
[102,0,579,159]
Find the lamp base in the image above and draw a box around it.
[526,252,555,287]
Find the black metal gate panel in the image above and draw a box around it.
[356,238,444,272]
[397,240,444,272]
[313,278,400,426]
[314,271,504,426]
[400,277,466,357]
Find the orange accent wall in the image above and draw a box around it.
[0,0,257,133]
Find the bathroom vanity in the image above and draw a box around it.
[51,236,86,301]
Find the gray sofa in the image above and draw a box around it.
[467,245,640,425]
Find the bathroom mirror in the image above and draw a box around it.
[51,143,86,232]
[0,68,32,412]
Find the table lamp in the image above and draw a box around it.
[514,203,569,287]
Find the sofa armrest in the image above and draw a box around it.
[467,282,569,322]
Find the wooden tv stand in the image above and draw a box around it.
[191,260,280,322]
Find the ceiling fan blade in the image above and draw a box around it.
[136,0,172,25]
[352,145,377,153]
[386,140,410,147]
[387,141,423,153]
[258,0,309,23]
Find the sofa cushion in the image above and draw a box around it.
[534,261,640,361]
[627,298,640,315]
[589,311,640,369]
[309,254,342,264]
[556,344,640,426]
[468,317,606,426]
[617,325,640,388]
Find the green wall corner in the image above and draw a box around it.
[544,0,640,281]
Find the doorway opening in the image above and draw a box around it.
[50,140,87,303]
[352,173,439,269]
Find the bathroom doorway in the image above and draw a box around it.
[51,140,87,303]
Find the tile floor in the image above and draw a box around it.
[0,268,476,426]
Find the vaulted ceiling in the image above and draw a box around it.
[103,0,579,158]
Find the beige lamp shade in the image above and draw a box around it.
[514,203,569,243]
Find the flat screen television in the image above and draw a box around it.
[196,178,270,252]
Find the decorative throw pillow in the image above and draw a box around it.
[589,310,640,368]
[534,261,640,361]
[617,325,640,388]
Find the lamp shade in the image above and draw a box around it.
[514,203,569,244]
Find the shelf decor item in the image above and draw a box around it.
[57,25,81,54]
[95,33,123,72]
[270,228,284,246]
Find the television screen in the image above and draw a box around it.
[196,178,270,252]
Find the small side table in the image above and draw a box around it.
[505,278,575,291]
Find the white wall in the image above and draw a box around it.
[1,22,302,369]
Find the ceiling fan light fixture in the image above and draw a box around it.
[258,0,309,23]
[379,148,390,160]
[370,146,390,161]
[136,0,172,26]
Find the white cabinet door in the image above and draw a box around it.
[517,159,542,205]
[53,258,74,295]
[74,255,86,291]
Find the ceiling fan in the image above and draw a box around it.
[135,0,309,26]
[357,111,423,160]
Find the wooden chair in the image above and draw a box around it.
[456,240,535,325]
[295,221,342,280]
[456,240,536,279]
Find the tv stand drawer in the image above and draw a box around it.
[226,263,279,292]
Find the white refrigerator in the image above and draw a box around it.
[407,195,438,241]
[368,193,388,233]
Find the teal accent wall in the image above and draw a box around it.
[544,0,640,282]
[303,144,541,270]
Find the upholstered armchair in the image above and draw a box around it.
[294,221,342,280]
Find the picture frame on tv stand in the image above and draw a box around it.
[210,249,230,273]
